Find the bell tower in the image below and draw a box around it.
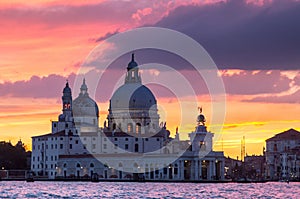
[62,81,72,119]
[52,81,74,134]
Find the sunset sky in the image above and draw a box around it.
[0,0,300,158]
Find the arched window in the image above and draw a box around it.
[63,163,67,168]
[113,123,116,130]
[135,143,139,152]
[127,123,133,133]
[76,163,81,168]
[90,163,94,168]
[136,123,141,134]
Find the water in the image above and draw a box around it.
[0,181,298,198]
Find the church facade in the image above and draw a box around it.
[31,54,225,181]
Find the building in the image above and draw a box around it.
[224,156,242,180]
[31,54,225,181]
[244,155,265,180]
[265,128,300,180]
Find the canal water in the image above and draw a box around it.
[0,181,298,198]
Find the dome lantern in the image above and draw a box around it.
[80,78,88,95]
[127,53,138,71]
[125,53,141,84]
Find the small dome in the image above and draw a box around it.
[197,114,206,123]
[73,95,99,118]
[110,83,157,111]
[73,79,99,118]
[127,53,138,70]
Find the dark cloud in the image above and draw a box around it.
[154,0,300,70]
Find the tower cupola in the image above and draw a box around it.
[62,81,72,112]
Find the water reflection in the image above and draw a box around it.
[0,182,298,198]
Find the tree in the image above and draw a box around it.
[0,140,29,170]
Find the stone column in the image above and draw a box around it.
[208,160,212,180]
[190,160,194,180]
[195,160,199,180]
[178,161,181,180]
[172,164,175,180]
[220,160,225,180]
[167,165,169,179]
[180,160,184,180]
[212,160,216,180]
[199,160,202,180]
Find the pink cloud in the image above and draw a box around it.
[132,7,153,22]
[293,73,300,86]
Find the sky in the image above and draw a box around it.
[0,0,300,158]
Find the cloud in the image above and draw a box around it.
[0,0,206,29]
[132,7,153,22]
[0,2,135,28]
[0,73,76,98]
[222,70,291,95]
[154,0,300,70]
[94,30,120,42]
[245,72,300,103]
[247,89,300,103]
[0,69,294,102]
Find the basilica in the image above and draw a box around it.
[31,54,225,181]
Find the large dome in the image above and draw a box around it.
[73,93,99,118]
[107,54,160,134]
[110,83,157,110]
